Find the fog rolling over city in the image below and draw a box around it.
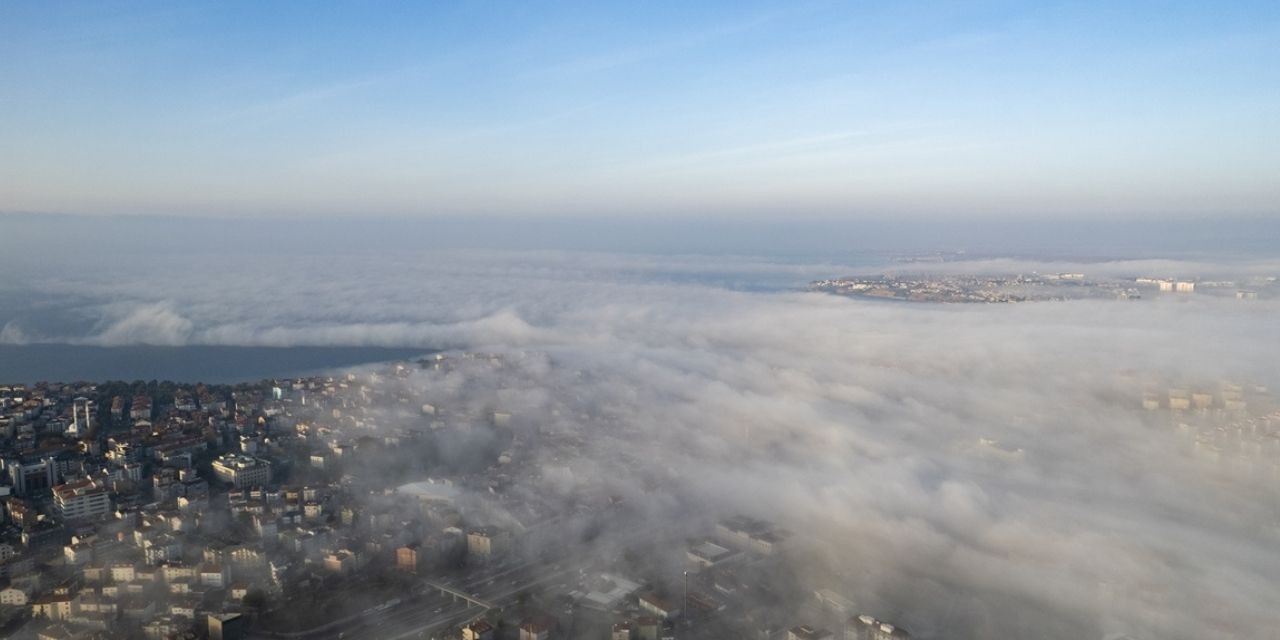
[3,247,1279,639]
[3,1,1279,638]
[358,296,1280,639]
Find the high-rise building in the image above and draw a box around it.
[5,457,60,496]
[52,478,111,521]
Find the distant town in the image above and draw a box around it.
[0,354,913,640]
[810,271,1276,303]
[1132,377,1278,473]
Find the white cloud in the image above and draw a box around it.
[0,320,29,345]
[92,301,194,346]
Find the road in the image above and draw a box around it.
[365,562,582,640]
[252,558,583,640]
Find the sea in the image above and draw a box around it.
[4,213,1274,385]
[0,344,430,385]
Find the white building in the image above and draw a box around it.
[687,540,736,569]
[0,584,32,606]
[200,564,228,588]
[5,457,60,496]
[64,543,93,565]
[639,592,681,620]
[211,454,272,488]
[846,615,911,640]
[53,478,111,521]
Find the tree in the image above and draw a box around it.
[243,588,268,611]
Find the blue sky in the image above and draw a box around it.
[1,1,1277,219]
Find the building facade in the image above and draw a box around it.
[211,454,272,488]
[53,479,111,521]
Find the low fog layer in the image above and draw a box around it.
[4,250,1280,638]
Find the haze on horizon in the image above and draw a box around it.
[2,0,1278,221]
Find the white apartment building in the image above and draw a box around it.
[53,478,111,521]
[211,454,272,488]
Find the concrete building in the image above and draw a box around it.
[611,621,634,640]
[716,515,790,555]
[466,527,511,562]
[687,540,736,569]
[110,563,137,582]
[1141,392,1161,411]
[53,478,111,521]
[519,618,555,640]
[31,593,73,620]
[750,530,788,555]
[5,457,60,496]
[582,573,642,610]
[129,396,153,421]
[0,583,32,606]
[397,543,424,573]
[462,619,495,640]
[200,564,228,588]
[324,551,356,575]
[209,613,246,640]
[846,615,911,640]
[211,454,272,488]
[638,592,681,620]
[717,515,769,550]
[64,542,93,565]
[634,616,660,640]
[814,589,855,615]
[789,627,834,640]
[1191,392,1214,409]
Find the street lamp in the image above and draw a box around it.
[682,570,689,638]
